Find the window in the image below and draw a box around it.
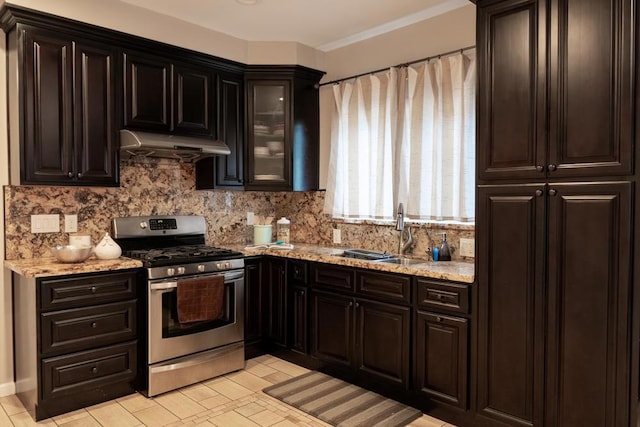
[324,51,476,222]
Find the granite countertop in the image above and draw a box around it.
[4,244,475,283]
[232,243,475,284]
[4,257,143,278]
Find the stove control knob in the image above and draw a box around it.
[197,264,205,272]
[166,267,175,276]
[140,221,148,229]
[177,267,186,275]
[226,262,231,269]
[216,263,222,269]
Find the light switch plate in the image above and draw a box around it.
[459,238,475,258]
[31,214,60,233]
[65,214,78,233]
[247,212,255,226]
[332,228,341,244]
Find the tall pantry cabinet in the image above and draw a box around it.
[474,0,638,426]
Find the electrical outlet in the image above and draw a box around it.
[31,214,60,233]
[459,238,475,258]
[247,212,255,225]
[332,228,341,244]
[65,214,78,233]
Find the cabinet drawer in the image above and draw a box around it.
[40,271,138,310]
[311,263,355,292]
[41,341,137,401]
[357,271,411,304]
[415,279,469,314]
[41,301,137,355]
[289,260,308,284]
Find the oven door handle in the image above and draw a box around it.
[150,271,244,291]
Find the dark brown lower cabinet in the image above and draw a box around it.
[477,182,632,427]
[290,285,308,354]
[311,290,410,388]
[244,258,264,347]
[265,258,287,348]
[414,311,468,409]
[13,269,139,421]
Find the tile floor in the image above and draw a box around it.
[0,355,454,427]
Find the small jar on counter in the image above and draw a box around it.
[276,217,291,243]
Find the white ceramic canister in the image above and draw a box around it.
[253,225,273,245]
[94,232,122,260]
[276,217,291,243]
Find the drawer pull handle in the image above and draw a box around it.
[91,322,97,328]
[91,367,98,374]
[90,286,97,293]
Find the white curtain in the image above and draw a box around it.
[324,50,476,222]
[324,69,397,220]
[398,52,476,221]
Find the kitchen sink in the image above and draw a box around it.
[374,257,426,266]
[341,248,394,261]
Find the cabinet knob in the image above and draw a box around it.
[77,172,83,178]
[91,322,97,328]
[90,286,97,293]
[547,164,557,172]
[535,165,544,172]
[548,189,557,196]
[436,316,443,323]
[67,171,73,178]
[535,189,543,197]
[300,290,305,296]
[348,301,353,307]
[91,367,98,374]
[435,294,444,300]
[355,302,360,308]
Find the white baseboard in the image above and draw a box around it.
[0,381,15,397]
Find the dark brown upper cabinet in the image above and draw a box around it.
[173,63,215,137]
[9,25,118,186]
[123,51,172,132]
[477,0,635,181]
[244,66,324,191]
[196,74,244,189]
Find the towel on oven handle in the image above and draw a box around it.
[177,275,225,324]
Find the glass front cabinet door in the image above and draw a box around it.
[246,80,291,188]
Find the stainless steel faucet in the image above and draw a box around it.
[395,203,413,256]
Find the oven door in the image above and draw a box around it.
[148,269,244,364]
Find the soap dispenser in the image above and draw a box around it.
[438,233,452,261]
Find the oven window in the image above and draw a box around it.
[161,282,235,338]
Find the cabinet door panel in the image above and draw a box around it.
[546,182,632,426]
[548,0,634,177]
[477,0,546,181]
[124,52,171,131]
[311,291,352,367]
[290,285,308,354]
[355,299,410,387]
[244,259,263,342]
[74,42,118,185]
[266,259,287,347]
[174,65,214,136]
[217,77,244,186]
[23,28,73,183]
[476,184,546,426]
[415,311,468,408]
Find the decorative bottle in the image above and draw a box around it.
[439,233,452,261]
[94,232,122,260]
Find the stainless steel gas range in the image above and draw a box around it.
[112,215,245,396]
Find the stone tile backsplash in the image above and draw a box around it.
[4,159,474,261]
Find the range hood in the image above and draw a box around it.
[119,129,230,162]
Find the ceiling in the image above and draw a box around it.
[119,0,469,51]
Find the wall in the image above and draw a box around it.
[317,4,476,188]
